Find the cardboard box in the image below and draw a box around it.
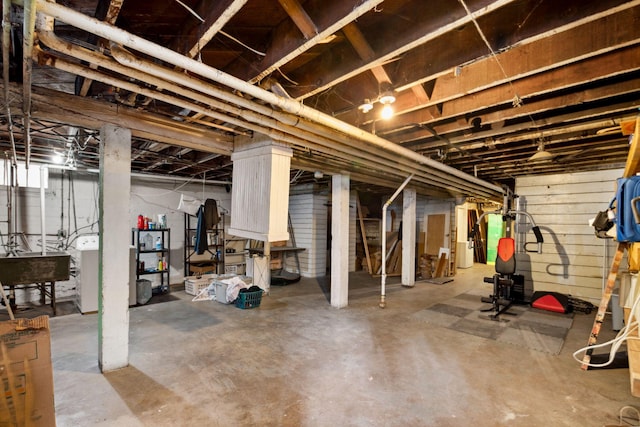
[189,263,216,276]
[0,315,56,426]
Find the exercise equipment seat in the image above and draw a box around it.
[481,237,516,321]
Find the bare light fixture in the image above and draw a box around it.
[52,152,65,164]
[358,99,374,113]
[529,140,554,161]
[379,89,396,120]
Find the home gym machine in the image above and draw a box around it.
[468,189,544,321]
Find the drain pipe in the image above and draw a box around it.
[25,0,503,199]
[380,174,413,308]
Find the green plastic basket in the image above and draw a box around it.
[235,290,263,309]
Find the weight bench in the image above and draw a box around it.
[481,237,517,321]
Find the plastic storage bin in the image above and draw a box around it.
[136,279,152,305]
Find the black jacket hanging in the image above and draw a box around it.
[204,198,220,230]
[195,205,208,255]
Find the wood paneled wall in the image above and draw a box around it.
[515,169,622,302]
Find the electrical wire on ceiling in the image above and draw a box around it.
[457,0,542,136]
[175,0,204,22]
[418,123,518,180]
[290,169,304,184]
[174,0,266,57]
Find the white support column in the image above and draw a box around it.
[331,174,350,308]
[402,188,417,287]
[98,124,131,372]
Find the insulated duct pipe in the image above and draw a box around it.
[33,40,478,198]
[22,0,503,200]
[40,28,487,198]
[40,50,447,197]
[380,174,414,309]
[106,43,499,198]
[35,26,497,198]
[2,0,17,166]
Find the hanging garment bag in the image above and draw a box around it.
[614,176,640,242]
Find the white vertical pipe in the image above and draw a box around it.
[39,164,46,255]
[380,174,413,308]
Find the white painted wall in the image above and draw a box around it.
[421,198,455,250]
[288,187,328,277]
[515,169,622,302]
[0,168,231,304]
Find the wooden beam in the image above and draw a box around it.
[623,117,640,177]
[4,83,233,155]
[387,78,640,145]
[356,194,373,275]
[225,0,384,83]
[167,0,248,59]
[289,0,521,100]
[369,45,640,143]
[278,0,317,39]
[324,2,640,121]
[78,0,124,97]
[342,22,391,87]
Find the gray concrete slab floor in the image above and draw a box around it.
[49,264,638,426]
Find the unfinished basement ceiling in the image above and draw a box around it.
[1,0,639,199]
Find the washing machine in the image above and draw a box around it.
[76,236,136,313]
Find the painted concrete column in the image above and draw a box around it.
[331,174,350,308]
[402,188,417,287]
[98,124,131,372]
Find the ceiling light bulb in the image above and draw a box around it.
[358,99,374,113]
[379,91,396,105]
[381,104,394,120]
[52,153,64,164]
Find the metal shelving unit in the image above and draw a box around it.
[184,213,225,275]
[131,228,170,293]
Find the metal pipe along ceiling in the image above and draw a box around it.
[34,45,448,198]
[20,0,503,199]
[34,33,487,199]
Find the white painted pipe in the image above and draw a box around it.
[380,174,414,308]
[22,0,503,199]
[107,44,497,196]
[34,30,498,198]
[39,164,46,255]
[33,43,466,197]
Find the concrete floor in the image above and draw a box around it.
[49,264,638,426]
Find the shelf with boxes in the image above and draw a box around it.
[224,236,248,275]
[131,227,170,294]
